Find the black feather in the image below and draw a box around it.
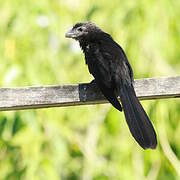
[66,22,157,149]
[120,84,157,149]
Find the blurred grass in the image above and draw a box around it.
[0,0,180,179]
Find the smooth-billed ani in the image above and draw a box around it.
[65,22,157,149]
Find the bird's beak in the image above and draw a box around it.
[65,28,76,38]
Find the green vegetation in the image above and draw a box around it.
[0,0,180,179]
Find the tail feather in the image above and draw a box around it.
[120,84,157,149]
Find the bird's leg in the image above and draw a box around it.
[89,79,100,91]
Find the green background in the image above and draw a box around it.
[0,0,180,179]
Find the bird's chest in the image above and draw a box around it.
[84,45,114,84]
[84,45,98,69]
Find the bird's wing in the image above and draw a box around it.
[87,41,133,88]
[85,42,122,111]
[96,40,133,89]
[116,44,134,83]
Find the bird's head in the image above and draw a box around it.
[65,22,102,41]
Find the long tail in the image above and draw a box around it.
[119,84,157,149]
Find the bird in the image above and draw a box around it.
[65,22,157,149]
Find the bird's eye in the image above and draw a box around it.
[77,27,83,32]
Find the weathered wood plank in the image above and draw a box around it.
[0,76,179,111]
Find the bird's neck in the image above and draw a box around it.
[79,32,113,52]
[79,40,89,53]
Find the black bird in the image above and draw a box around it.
[65,22,157,149]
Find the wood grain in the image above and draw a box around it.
[0,76,179,111]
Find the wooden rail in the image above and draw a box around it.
[0,76,179,111]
